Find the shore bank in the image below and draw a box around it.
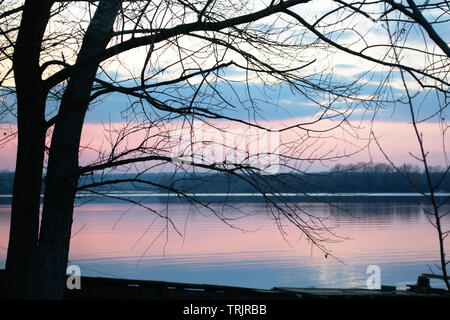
[1,270,448,300]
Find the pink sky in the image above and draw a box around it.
[0,118,447,172]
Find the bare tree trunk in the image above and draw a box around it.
[3,1,53,299]
[33,0,122,299]
[433,205,450,290]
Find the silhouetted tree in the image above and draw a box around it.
[0,0,364,299]
[2,0,448,299]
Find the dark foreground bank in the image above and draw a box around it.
[2,270,450,319]
[1,270,449,300]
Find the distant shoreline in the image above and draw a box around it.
[0,192,449,204]
[0,192,448,198]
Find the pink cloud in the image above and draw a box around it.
[0,118,447,172]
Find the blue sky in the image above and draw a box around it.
[82,79,447,125]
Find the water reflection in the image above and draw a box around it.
[0,201,448,289]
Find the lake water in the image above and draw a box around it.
[0,198,449,290]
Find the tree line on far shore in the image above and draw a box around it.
[0,162,448,195]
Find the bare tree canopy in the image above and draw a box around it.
[0,0,449,298]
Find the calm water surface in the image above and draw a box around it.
[0,200,448,290]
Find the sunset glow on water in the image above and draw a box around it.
[1,201,447,290]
